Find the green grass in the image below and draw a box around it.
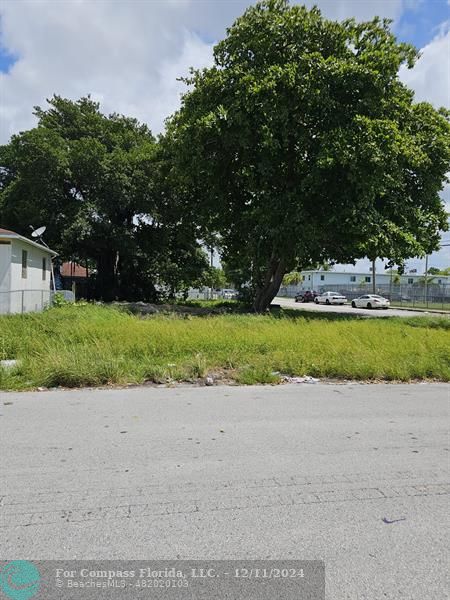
[0,304,449,390]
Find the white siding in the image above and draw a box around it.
[8,240,52,313]
[0,242,12,313]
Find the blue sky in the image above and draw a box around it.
[396,0,449,48]
[0,0,449,270]
[0,44,15,73]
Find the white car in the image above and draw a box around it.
[221,289,238,300]
[351,294,390,309]
[315,291,347,305]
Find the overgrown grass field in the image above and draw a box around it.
[0,304,449,390]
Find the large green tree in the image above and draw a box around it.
[167,0,450,311]
[0,96,209,300]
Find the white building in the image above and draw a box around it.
[279,269,450,299]
[0,228,57,314]
[298,269,450,290]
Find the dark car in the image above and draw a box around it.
[295,290,317,303]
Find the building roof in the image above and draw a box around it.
[302,269,418,277]
[300,269,449,280]
[61,262,87,278]
[0,228,57,256]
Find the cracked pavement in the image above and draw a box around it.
[0,383,448,599]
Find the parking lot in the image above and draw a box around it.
[275,297,449,318]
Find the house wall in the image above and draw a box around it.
[0,241,12,313]
[8,239,52,313]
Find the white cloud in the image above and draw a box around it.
[0,0,225,141]
[400,21,450,108]
[0,0,410,142]
[441,181,450,206]
[307,0,404,21]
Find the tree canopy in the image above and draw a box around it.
[166,0,450,310]
[428,266,450,276]
[0,96,210,300]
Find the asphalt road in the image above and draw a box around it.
[275,296,448,318]
[0,384,448,599]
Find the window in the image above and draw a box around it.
[350,276,356,282]
[308,275,311,281]
[408,278,413,284]
[320,275,325,281]
[21,250,28,279]
[42,257,47,280]
[365,276,371,283]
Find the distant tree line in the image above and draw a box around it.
[1,0,449,310]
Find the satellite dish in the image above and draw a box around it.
[31,225,46,238]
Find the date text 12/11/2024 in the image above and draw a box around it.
[55,566,306,580]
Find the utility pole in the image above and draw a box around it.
[424,254,429,308]
[372,259,376,294]
[209,247,214,300]
[389,264,393,301]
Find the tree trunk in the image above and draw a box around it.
[96,250,117,301]
[252,257,285,312]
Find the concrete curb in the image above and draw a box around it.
[390,305,450,315]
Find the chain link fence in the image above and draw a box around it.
[0,289,75,315]
[187,288,222,300]
[278,283,450,310]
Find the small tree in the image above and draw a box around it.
[202,267,228,291]
[282,271,303,286]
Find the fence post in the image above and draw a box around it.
[21,290,24,313]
